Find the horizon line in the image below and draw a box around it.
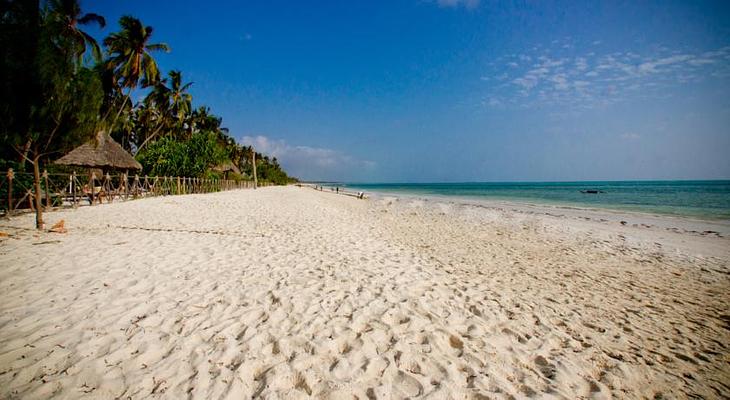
[303,178,730,185]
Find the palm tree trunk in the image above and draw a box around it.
[110,88,132,131]
[135,120,166,154]
[32,154,44,230]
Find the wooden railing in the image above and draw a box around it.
[0,169,268,216]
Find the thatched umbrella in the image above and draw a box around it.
[55,131,141,171]
[212,161,240,179]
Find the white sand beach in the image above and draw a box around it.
[1,186,728,399]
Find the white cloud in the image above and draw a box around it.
[483,43,730,109]
[687,58,714,66]
[513,76,537,90]
[436,0,480,9]
[484,97,501,107]
[528,67,549,76]
[637,54,693,74]
[550,73,569,90]
[240,135,375,181]
[540,58,565,68]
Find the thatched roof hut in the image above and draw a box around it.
[55,131,142,171]
[212,161,241,175]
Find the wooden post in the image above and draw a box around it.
[123,173,128,200]
[252,148,258,189]
[7,168,13,215]
[43,169,50,210]
[72,171,77,208]
[89,172,96,205]
[67,173,73,207]
[32,156,43,229]
[105,173,111,203]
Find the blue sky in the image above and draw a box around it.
[85,0,730,182]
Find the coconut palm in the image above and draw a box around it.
[134,70,193,152]
[45,0,106,64]
[103,15,169,127]
[190,106,225,133]
[167,70,193,130]
[134,81,170,151]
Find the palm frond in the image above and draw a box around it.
[81,31,102,62]
[146,43,170,52]
[78,12,105,28]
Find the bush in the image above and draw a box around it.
[136,131,226,177]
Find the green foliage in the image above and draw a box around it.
[44,0,106,64]
[0,0,103,164]
[255,157,296,185]
[0,2,295,185]
[136,131,226,177]
[103,16,169,90]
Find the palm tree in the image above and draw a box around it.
[45,0,106,64]
[167,70,193,132]
[135,70,193,152]
[103,15,169,127]
[16,0,105,165]
[191,106,225,133]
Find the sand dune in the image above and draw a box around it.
[0,186,728,399]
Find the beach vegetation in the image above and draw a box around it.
[1,1,296,228]
[136,131,226,178]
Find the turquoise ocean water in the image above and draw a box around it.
[343,181,730,220]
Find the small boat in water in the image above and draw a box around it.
[580,190,605,194]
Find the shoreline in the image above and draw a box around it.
[1,186,728,398]
[341,182,730,222]
[361,189,730,260]
[358,188,730,230]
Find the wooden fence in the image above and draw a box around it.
[0,169,267,216]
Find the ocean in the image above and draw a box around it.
[343,181,730,220]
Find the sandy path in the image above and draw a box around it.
[0,186,728,399]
